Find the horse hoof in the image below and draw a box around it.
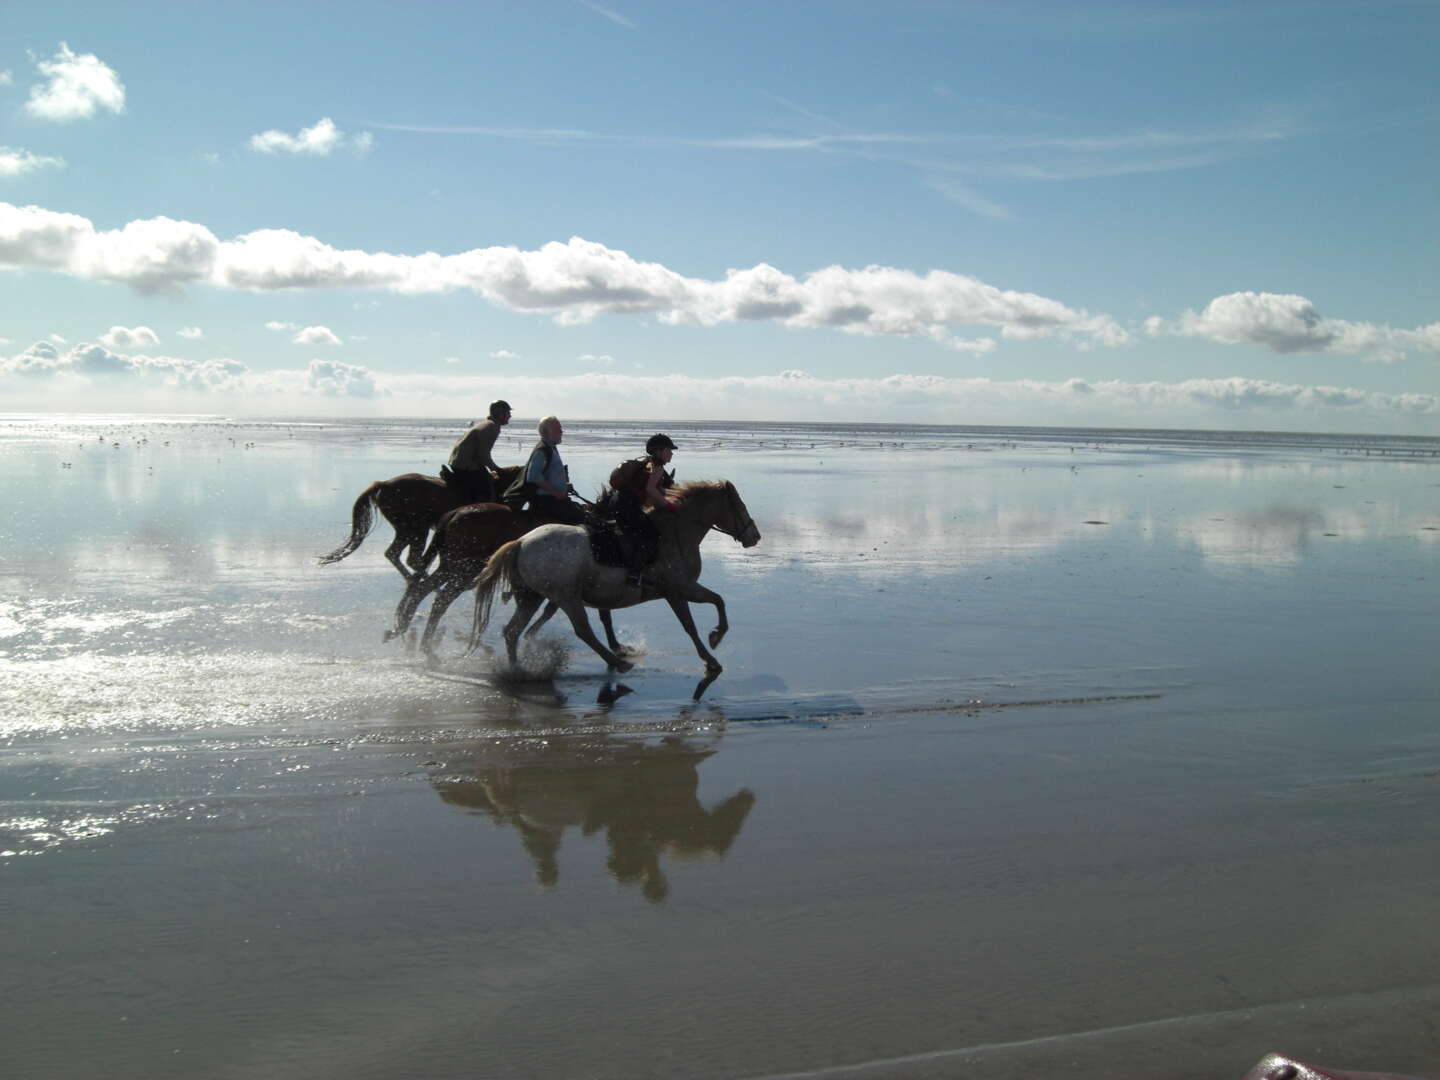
[707,630,725,649]
[382,629,397,643]
[612,659,635,674]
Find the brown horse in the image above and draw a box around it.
[318,465,521,581]
[387,502,623,657]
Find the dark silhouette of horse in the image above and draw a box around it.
[432,731,755,902]
[318,465,522,581]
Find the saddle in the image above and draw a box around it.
[585,515,629,568]
[583,500,656,570]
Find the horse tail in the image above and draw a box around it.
[469,538,523,651]
[317,482,381,566]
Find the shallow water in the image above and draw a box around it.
[3,415,1439,1079]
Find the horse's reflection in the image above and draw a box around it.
[431,728,755,902]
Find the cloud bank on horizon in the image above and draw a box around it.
[2,339,1435,429]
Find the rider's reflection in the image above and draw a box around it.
[430,728,755,902]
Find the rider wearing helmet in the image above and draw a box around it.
[607,433,676,586]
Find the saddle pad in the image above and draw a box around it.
[586,519,627,568]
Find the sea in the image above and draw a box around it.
[2,413,1438,1079]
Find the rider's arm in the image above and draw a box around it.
[478,426,502,474]
[643,465,668,510]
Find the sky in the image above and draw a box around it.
[1,0,1437,433]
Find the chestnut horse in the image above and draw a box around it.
[388,502,623,658]
[318,465,521,581]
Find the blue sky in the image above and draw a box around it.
[2,0,1437,431]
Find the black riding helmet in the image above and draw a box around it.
[645,433,677,455]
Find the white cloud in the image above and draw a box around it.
[13,203,1439,366]
[248,117,372,156]
[489,349,520,360]
[292,325,342,346]
[49,333,66,343]
[264,320,297,332]
[0,340,376,399]
[579,353,616,368]
[0,147,65,178]
[305,358,375,397]
[0,71,13,86]
[1,200,1132,352]
[176,326,205,340]
[0,340,246,391]
[444,356,462,365]
[25,43,126,122]
[99,325,159,348]
[1167,291,1440,362]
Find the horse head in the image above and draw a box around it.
[720,481,762,548]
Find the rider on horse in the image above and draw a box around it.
[505,415,587,525]
[441,400,511,504]
[606,433,677,586]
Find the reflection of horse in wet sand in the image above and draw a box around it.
[386,502,624,658]
[472,481,761,675]
[318,465,522,581]
[433,734,755,902]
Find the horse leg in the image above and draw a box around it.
[384,529,421,581]
[598,609,625,654]
[664,594,723,675]
[386,567,441,642]
[523,600,560,639]
[403,529,430,576]
[681,583,729,650]
[420,574,472,657]
[503,591,546,665]
[559,600,633,673]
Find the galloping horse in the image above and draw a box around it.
[389,502,625,658]
[317,465,521,581]
[471,481,760,674]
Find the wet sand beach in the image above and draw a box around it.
[3,415,1439,1079]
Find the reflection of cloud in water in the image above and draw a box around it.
[725,487,1426,577]
[1171,506,1325,567]
[432,733,755,902]
[1169,504,1406,567]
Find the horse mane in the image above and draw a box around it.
[673,479,728,498]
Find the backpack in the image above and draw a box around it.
[609,457,647,492]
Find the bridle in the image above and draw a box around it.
[672,482,755,541]
[712,483,756,542]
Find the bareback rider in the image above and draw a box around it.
[607,433,677,586]
[441,400,511,504]
[505,415,587,525]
